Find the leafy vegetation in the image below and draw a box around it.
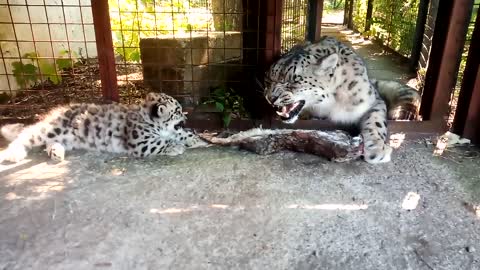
[203,86,248,127]
[324,0,345,10]
[352,0,419,57]
[11,50,79,88]
[108,0,213,62]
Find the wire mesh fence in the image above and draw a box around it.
[0,0,100,121]
[280,0,308,53]
[109,0,245,109]
[0,0,274,124]
[352,0,420,57]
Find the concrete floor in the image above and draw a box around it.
[0,141,479,269]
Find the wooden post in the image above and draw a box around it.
[91,0,119,102]
[307,0,324,42]
[453,7,480,143]
[265,0,283,65]
[343,0,349,25]
[409,0,430,71]
[347,0,354,29]
[364,0,374,32]
[419,0,473,122]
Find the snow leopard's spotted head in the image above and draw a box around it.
[143,92,187,130]
[264,37,339,123]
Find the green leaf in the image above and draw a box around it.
[215,102,224,112]
[23,52,38,59]
[222,113,231,127]
[38,59,61,84]
[56,58,73,70]
[58,49,71,56]
[129,50,141,62]
[212,87,225,97]
[11,61,38,87]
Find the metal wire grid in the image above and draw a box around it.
[109,0,249,108]
[362,0,419,57]
[280,0,308,54]
[0,0,100,120]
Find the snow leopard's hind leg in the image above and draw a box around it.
[359,98,392,164]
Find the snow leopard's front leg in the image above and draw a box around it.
[360,99,392,164]
[175,129,209,148]
[129,138,186,157]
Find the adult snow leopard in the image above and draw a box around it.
[0,92,207,163]
[264,36,420,164]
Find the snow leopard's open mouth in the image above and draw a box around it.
[275,100,305,122]
[174,120,186,130]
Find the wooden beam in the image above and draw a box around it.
[453,7,480,143]
[420,0,473,121]
[91,0,119,102]
[409,0,430,71]
[307,0,324,42]
[347,0,354,29]
[343,0,350,25]
[265,0,283,65]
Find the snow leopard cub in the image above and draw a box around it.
[264,36,420,164]
[0,92,208,163]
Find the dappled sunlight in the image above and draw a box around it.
[150,204,243,215]
[5,192,24,200]
[5,161,70,182]
[350,39,372,46]
[150,208,193,214]
[150,203,369,215]
[401,192,420,210]
[340,29,354,35]
[286,203,368,210]
[2,160,70,201]
[0,159,33,175]
[389,133,406,149]
[210,204,229,209]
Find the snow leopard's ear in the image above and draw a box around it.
[146,92,162,103]
[149,101,168,119]
[312,53,338,76]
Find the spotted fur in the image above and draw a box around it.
[264,36,420,164]
[0,92,207,163]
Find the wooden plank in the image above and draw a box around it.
[264,0,283,65]
[347,0,354,29]
[185,113,445,140]
[307,0,324,42]
[420,0,473,121]
[91,0,119,102]
[453,7,480,143]
[410,0,430,71]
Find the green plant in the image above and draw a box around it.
[203,86,248,127]
[109,0,214,62]
[324,0,345,10]
[351,0,419,57]
[11,50,79,88]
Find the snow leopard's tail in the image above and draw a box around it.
[1,123,25,142]
[370,79,421,121]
